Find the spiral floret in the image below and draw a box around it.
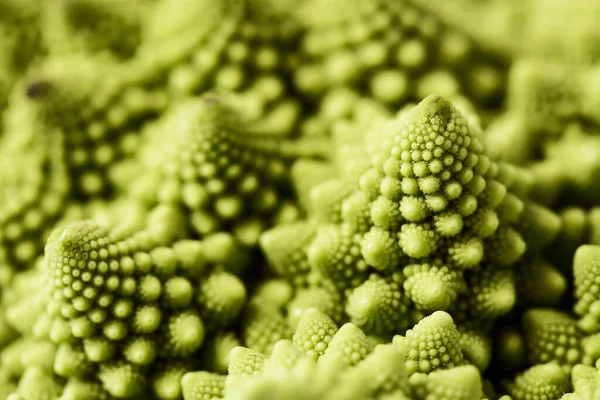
[37,205,250,397]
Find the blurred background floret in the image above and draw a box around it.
[0,0,600,399]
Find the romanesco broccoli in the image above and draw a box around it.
[1,2,600,400]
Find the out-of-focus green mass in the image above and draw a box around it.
[294,0,508,137]
[0,0,600,399]
[411,0,600,64]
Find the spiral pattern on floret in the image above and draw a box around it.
[39,205,250,397]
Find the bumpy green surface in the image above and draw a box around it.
[0,87,70,284]
[184,308,486,400]
[1,1,600,399]
[5,204,249,398]
[294,0,507,128]
[261,95,557,339]
[124,95,309,244]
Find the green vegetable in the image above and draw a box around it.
[261,95,556,340]
[41,0,149,59]
[2,2,600,399]
[506,363,571,400]
[184,308,489,400]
